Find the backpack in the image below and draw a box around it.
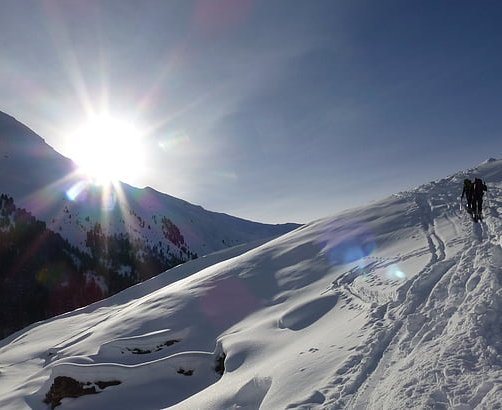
[473,178,487,197]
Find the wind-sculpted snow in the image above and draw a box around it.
[1,159,502,409]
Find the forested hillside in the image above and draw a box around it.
[0,194,194,338]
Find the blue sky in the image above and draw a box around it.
[2,0,502,223]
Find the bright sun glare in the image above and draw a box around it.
[68,115,145,185]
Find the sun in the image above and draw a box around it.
[67,115,145,185]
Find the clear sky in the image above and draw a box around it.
[2,0,502,224]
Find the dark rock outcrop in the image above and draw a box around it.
[44,376,121,409]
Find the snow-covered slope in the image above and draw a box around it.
[1,159,501,409]
[0,110,298,258]
[0,110,299,338]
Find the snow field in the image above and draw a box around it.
[1,159,501,409]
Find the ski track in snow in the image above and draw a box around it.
[326,177,502,409]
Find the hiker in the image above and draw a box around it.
[472,178,487,221]
[461,179,474,211]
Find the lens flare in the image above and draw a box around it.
[385,265,407,281]
[65,178,117,212]
[65,180,89,201]
[321,220,376,267]
[101,186,117,211]
[157,131,190,151]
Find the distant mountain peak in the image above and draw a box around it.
[0,111,300,340]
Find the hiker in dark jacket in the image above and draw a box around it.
[461,179,474,211]
[472,178,487,220]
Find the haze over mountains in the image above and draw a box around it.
[0,111,298,337]
[1,135,501,408]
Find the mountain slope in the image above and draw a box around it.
[0,110,298,338]
[1,159,500,409]
[0,111,298,257]
[0,111,76,200]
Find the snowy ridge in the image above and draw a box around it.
[0,110,298,338]
[0,160,501,409]
[0,110,298,257]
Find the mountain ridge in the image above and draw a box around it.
[0,109,299,256]
[0,110,299,338]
